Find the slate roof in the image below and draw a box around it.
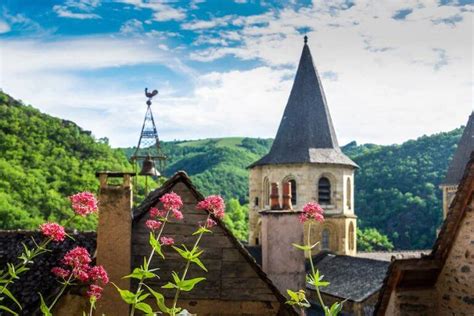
[307,252,390,302]
[0,231,96,315]
[441,111,474,185]
[250,39,357,168]
[375,151,474,315]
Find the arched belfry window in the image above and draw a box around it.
[289,179,297,205]
[322,229,330,250]
[346,178,352,210]
[349,222,355,251]
[263,177,270,207]
[318,177,331,204]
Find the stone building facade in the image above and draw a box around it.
[440,111,473,219]
[375,153,474,315]
[248,37,358,256]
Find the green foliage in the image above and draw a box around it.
[222,199,248,241]
[357,228,394,251]
[346,129,462,249]
[0,91,134,230]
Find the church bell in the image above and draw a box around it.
[140,155,160,177]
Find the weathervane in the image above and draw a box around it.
[131,88,167,194]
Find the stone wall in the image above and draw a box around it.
[435,197,474,315]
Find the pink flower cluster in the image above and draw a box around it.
[146,219,162,231]
[69,192,98,216]
[52,247,109,300]
[196,195,225,219]
[160,192,183,212]
[160,236,174,246]
[40,222,66,242]
[150,207,166,218]
[200,218,217,229]
[299,202,324,223]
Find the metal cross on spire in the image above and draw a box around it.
[131,88,167,175]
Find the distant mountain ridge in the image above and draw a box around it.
[0,91,463,249]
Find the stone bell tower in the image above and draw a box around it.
[248,36,358,256]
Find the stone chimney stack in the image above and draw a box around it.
[260,210,305,295]
[95,172,134,316]
[282,182,292,210]
[270,182,281,210]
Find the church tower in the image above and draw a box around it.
[440,112,474,219]
[248,37,358,256]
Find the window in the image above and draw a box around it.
[349,222,355,251]
[289,179,297,205]
[263,177,270,206]
[255,197,259,207]
[346,178,352,210]
[322,229,330,250]
[318,177,331,204]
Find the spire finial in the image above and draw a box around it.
[304,35,308,44]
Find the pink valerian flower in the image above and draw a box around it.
[146,219,162,231]
[160,236,174,246]
[62,247,92,268]
[89,265,109,284]
[299,202,324,223]
[51,267,70,279]
[40,222,66,242]
[196,195,225,219]
[172,209,184,220]
[160,192,183,212]
[150,207,166,218]
[73,267,90,282]
[69,192,98,216]
[87,284,103,300]
[200,218,217,228]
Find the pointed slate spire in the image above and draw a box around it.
[442,112,474,185]
[250,37,357,168]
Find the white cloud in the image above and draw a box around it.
[53,0,101,19]
[116,0,186,22]
[120,19,144,34]
[181,15,234,30]
[0,20,10,34]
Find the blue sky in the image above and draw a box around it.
[0,0,472,147]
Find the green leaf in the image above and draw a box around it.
[191,257,208,272]
[135,302,153,314]
[111,283,136,304]
[179,277,206,292]
[1,287,22,310]
[122,268,157,280]
[292,243,312,251]
[38,293,52,316]
[172,245,192,260]
[144,285,169,313]
[149,232,165,259]
[328,301,343,316]
[192,226,212,236]
[0,305,19,316]
[162,282,178,290]
[137,293,150,303]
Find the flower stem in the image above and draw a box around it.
[130,211,170,316]
[308,223,326,313]
[170,214,210,316]
[48,273,74,311]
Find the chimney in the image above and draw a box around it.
[260,210,305,296]
[95,172,134,316]
[270,182,281,210]
[282,182,292,210]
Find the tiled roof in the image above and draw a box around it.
[0,231,96,315]
[357,250,430,261]
[307,252,390,302]
[249,39,357,168]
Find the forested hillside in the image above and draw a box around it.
[0,91,132,230]
[0,91,464,250]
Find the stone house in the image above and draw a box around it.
[248,36,358,257]
[375,152,474,315]
[0,171,296,315]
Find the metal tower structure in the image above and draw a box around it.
[131,88,167,192]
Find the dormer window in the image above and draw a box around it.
[318,177,331,204]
